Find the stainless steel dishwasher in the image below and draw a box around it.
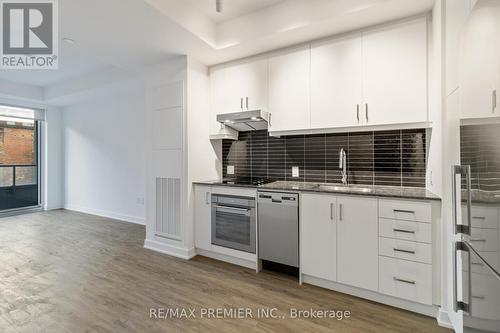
[257,192,299,267]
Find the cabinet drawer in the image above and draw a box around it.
[470,273,500,321]
[379,218,432,244]
[379,199,432,223]
[462,205,498,229]
[379,237,432,264]
[379,256,433,305]
[470,228,498,252]
[471,252,499,275]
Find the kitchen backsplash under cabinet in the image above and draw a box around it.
[222,129,426,188]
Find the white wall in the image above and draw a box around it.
[44,107,64,210]
[62,80,146,224]
[185,57,219,249]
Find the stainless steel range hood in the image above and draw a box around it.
[216,110,269,132]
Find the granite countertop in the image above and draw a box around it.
[194,180,441,201]
[463,190,500,204]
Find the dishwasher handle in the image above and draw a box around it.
[258,192,299,206]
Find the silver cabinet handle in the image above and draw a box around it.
[472,216,486,220]
[394,248,416,254]
[356,104,360,123]
[452,165,472,235]
[393,277,415,285]
[454,241,471,314]
[470,239,487,242]
[205,192,210,205]
[269,113,272,126]
[493,90,497,113]
[246,97,249,110]
[214,205,250,214]
[393,228,416,234]
[339,204,343,221]
[240,97,243,110]
[330,203,334,221]
[365,103,368,122]
[393,209,415,214]
[472,295,485,300]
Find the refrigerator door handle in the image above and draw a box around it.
[452,165,472,235]
[454,241,471,314]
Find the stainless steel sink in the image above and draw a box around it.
[317,184,373,193]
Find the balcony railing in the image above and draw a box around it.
[0,165,38,211]
[0,165,37,188]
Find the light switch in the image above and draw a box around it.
[292,166,300,178]
[227,165,235,175]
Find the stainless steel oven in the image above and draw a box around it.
[211,194,256,253]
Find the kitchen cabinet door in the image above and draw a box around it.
[234,59,268,112]
[301,193,337,282]
[268,47,311,132]
[445,0,471,96]
[337,196,378,291]
[459,1,500,119]
[210,66,228,135]
[362,18,428,126]
[194,185,212,252]
[224,59,269,112]
[311,35,363,129]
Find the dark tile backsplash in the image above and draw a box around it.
[461,124,500,191]
[222,129,427,187]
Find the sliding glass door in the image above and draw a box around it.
[0,105,42,212]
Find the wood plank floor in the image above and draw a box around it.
[0,210,451,333]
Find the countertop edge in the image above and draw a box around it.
[193,181,442,201]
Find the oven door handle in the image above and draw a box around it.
[214,205,251,215]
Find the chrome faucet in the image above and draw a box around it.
[339,148,347,185]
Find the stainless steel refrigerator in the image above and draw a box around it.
[452,147,500,332]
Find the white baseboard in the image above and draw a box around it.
[302,275,439,318]
[44,204,63,211]
[64,205,145,225]
[144,239,196,260]
[437,309,453,329]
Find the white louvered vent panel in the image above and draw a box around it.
[155,177,181,240]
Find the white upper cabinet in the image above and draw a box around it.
[311,35,363,129]
[446,0,472,96]
[211,59,269,115]
[362,18,428,126]
[337,196,378,292]
[209,17,429,135]
[268,47,311,132]
[459,0,500,119]
[239,59,269,112]
[301,193,337,282]
[210,59,268,136]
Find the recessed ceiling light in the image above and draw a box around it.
[62,38,75,45]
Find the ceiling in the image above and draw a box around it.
[184,0,285,23]
[0,41,111,87]
[0,0,436,105]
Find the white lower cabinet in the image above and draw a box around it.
[379,256,433,305]
[301,194,436,310]
[301,193,337,281]
[379,237,432,264]
[337,196,378,292]
[194,185,212,251]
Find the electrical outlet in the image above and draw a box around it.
[136,197,145,205]
[292,166,300,178]
[227,165,235,175]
